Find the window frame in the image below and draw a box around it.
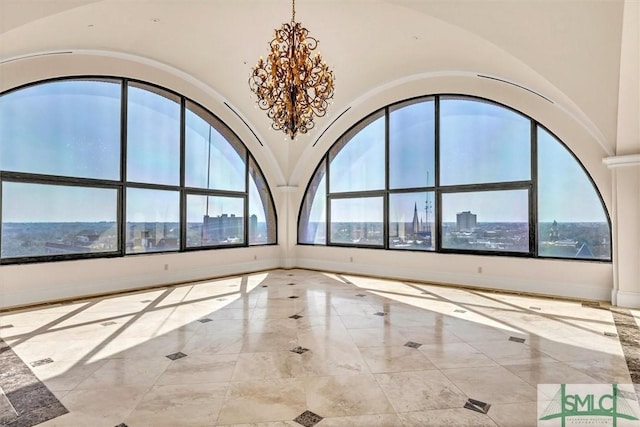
[0,76,277,265]
[297,94,612,262]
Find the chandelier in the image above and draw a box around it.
[249,0,335,139]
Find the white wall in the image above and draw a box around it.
[0,52,619,309]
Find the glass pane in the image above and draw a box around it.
[330,197,383,246]
[441,190,529,252]
[389,99,435,189]
[127,83,180,185]
[249,157,276,245]
[299,160,327,244]
[0,79,121,180]
[185,102,246,191]
[186,195,244,247]
[329,111,385,193]
[440,98,531,185]
[1,182,118,258]
[126,188,180,253]
[537,127,610,260]
[389,192,435,250]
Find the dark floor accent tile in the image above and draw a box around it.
[100,321,116,326]
[464,398,491,414]
[404,341,422,349]
[582,301,601,308]
[198,318,213,323]
[454,309,467,313]
[288,283,296,286]
[529,306,541,311]
[115,424,129,427]
[611,308,640,384]
[0,338,68,427]
[294,410,323,427]
[374,312,386,316]
[166,352,187,361]
[289,314,303,320]
[508,336,526,343]
[0,325,14,329]
[29,358,53,367]
[604,332,618,337]
[291,346,309,355]
[140,300,152,303]
[356,294,366,297]
[262,285,268,288]
[288,296,299,299]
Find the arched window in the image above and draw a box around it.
[0,77,276,263]
[298,95,611,261]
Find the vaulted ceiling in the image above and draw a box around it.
[0,0,626,185]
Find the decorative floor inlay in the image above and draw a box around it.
[115,423,129,427]
[374,312,386,316]
[165,352,187,361]
[0,324,14,329]
[262,285,268,287]
[293,410,323,427]
[198,318,213,323]
[101,321,117,326]
[0,338,68,427]
[464,398,491,414]
[508,336,526,343]
[288,283,296,286]
[356,294,366,297]
[29,358,54,367]
[291,346,309,355]
[404,341,422,349]
[289,314,303,319]
[582,301,601,308]
[611,308,640,385]
[288,296,299,299]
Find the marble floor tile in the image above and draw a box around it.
[124,382,228,426]
[418,342,498,369]
[216,378,307,425]
[0,269,636,427]
[305,374,395,417]
[232,351,305,381]
[74,357,171,389]
[398,408,499,427]
[359,345,436,373]
[442,365,538,405]
[486,402,538,427]
[375,370,467,412]
[156,353,238,385]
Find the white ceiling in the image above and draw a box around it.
[0,0,626,184]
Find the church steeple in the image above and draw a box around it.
[412,202,420,235]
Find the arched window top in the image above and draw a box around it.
[0,77,277,263]
[299,94,610,262]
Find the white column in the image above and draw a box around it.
[606,0,640,307]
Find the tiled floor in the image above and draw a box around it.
[0,269,639,426]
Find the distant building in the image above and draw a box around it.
[456,211,477,231]
[203,214,243,243]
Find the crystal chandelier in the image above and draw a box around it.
[249,0,335,139]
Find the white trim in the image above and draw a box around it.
[612,290,640,309]
[603,154,640,168]
[295,257,612,303]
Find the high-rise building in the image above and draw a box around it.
[456,211,477,232]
